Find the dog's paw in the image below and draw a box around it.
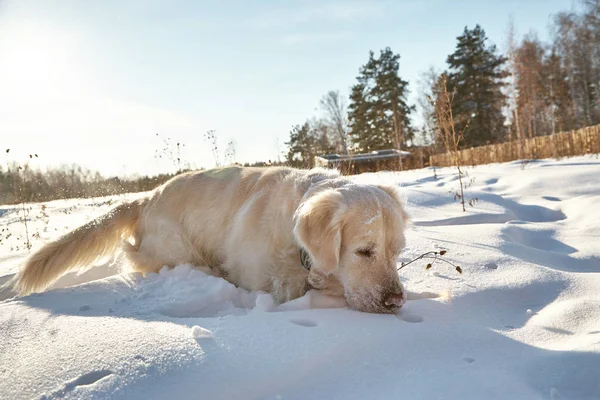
[396,311,424,323]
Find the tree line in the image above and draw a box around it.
[287,0,600,168]
[0,162,181,205]
[3,1,600,204]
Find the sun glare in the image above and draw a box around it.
[0,20,84,102]
[0,19,97,170]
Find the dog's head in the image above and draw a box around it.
[294,183,409,314]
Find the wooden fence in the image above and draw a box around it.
[430,124,600,168]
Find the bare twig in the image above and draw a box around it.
[204,130,221,167]
[398,249,462,274]
[430,75,471,211]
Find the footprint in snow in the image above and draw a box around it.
[289,318,318,328]
[432,272,461,281]
[542,196,561,202]
[544,327,573,335]
[42,370,113,399]
[484,262,499,270]
[396,312,424,323]
[67,370,113,388]
[462,357,476,364]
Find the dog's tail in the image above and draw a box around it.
[13,198,148,296]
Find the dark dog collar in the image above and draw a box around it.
[300,247,312,270]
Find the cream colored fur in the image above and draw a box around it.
[14,166,409,314]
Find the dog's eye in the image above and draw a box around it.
[356,248,374,258]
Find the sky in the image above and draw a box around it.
[0,0,578,177]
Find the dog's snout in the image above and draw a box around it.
[383,291,405,310]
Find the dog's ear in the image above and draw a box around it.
[294,189,346,275]
[376,184,410,223]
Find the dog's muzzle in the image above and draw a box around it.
[382,290,405,312]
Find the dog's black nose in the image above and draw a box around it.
[383,291,405,310]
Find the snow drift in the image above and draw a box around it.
[1,156,599,399]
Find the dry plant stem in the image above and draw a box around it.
[432,75,470,212]
[204,130,221,167]
[155,134,184,171]
[19,159,34,252]
[6,150,33,252]
[20,199,31,252]
[397,251,437,269]
[397,250,462,274]
[447,96,467,212]
[456,161,465,212]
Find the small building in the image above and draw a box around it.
[314,149,412,174]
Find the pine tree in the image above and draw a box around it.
[348,48,414,153]
[446,25,508,147]
[285,122,315,168]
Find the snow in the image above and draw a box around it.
[1,155,600,399]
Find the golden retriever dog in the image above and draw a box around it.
[13,166,409,314]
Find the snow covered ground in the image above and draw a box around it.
[1,156,599,400]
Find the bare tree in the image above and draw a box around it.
[554,2,600,128]
[416,67,440,147]
[431,74,470,212]
[319,90,349,154]
[505,17,523,156]
[516,34,550,139]
[391,94,404,171]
